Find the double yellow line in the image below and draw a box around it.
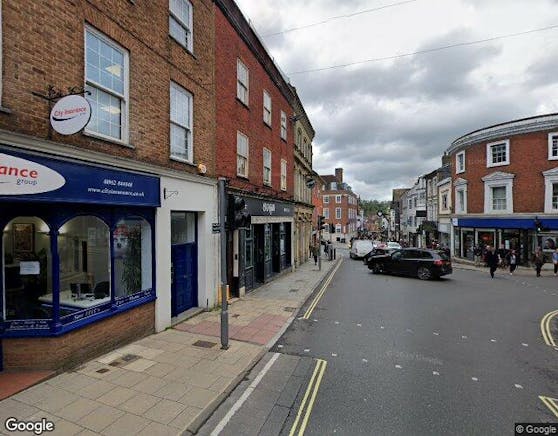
[540,310,558,346]
[302,259,343,319]
[540,396,558,418]
[289,359,328,436]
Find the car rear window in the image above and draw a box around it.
[420,251,433,259]
[436,251,450,261]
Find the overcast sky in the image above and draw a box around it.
[234,0,558,200]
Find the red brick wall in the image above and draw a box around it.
[322,191,358,228]
[451,130,556,213]
[3,302,155,371]
[214,7,294,200]
[0,0,215,176]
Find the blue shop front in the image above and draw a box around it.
[0,146,160,370]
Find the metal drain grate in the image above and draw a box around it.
[96,368,110,374]
[284,307,297,312]
[109,354,140,367]
[193,340,217,348]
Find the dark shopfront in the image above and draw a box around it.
[0,147,160,370]
[454,217,558,266]
[230,196,293,296]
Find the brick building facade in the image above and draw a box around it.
[0,0,219,370]
[447,113,558,264]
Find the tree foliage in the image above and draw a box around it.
[359,199,390,216]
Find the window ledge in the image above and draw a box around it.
[0,106,12,114]
[170,156,195,166]
[236,98,250,109]
[263,121,272,130]
[169,35,194,56]
[237,174,249,180]
[83,131,135,148]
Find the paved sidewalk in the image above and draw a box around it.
[0,257,338,436]
[453,257,556,277]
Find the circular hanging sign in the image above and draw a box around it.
[50,95,92,135]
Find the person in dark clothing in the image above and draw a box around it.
[506,249,517,275]
[533,247,545,277]
[311,243,320,265]
[485,246,500,279]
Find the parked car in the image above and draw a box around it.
[350,240,374,259]
[367,248,452,280]
[386,241,402,250]
[362,247,396,264]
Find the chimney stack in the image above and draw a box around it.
[335,168,343,183]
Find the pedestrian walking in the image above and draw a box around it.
[311,243,320,265]
[485,246,500,279]
[507,250,517,275]
[533,247,545,277]
[473,245,482,267]
[552,248,558,276]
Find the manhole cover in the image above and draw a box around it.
[284,307,297,312]
[122,354,140,362]
[193,340,217,348]
[289,289,299,293]
[96,368,110,374]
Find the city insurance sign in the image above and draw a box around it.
[49,94,91,135]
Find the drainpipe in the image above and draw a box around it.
[218,178,229,350]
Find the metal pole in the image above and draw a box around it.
[318,227,322,271]
[218,178,229,350]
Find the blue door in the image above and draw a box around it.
[171,243,197,316]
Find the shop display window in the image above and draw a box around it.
[3,217,52,320]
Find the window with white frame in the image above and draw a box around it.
[237,59,249,105]
[263,148,271,185]
[330,182,337,190]
[543,167,558,212]
[335,195,341,203]
[408,199,412,209]
[263,91,272,126]
[85,27,128,142]
[324,208,329,219]
[335,224,342,233]
[169,0,193,52]
[482,172,514,214]
[454,178,468,214]
[456,151,465,174]
[169,82,193,162]
[442,193,448,210]
[280,159,287,190]
[323,195,329,204]
[548,133,558,160]
[335,207,342,219]
[280,111,287,140]
[237,131,248,177]
[487,140,510,167]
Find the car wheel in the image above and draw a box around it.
[349,253,354,259]
[372,263,383,274]
[417,266,432,280]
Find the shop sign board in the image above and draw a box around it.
[50,95,92,135]
[244,197,294,217]
[0,148,160,207]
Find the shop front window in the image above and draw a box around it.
[58,216,110,307]
[3,217,52,320]
[245,226,253,268]
[113,217,152,297]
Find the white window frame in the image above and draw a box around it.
[323,208,329,219]
[335,207,342,219]
[543,167,558,213]
[236,131,249,178]
[263,148,272,186]
[335,195,341,204]
[486,139,510,168]
[456,150,465,174]
[237,59,249,105]
[280,159,287,191]
[482,172,514,214]
[335,224,342,233]
[454,178,468,214]
[169,81,194,163]
[548,133,558,160]
[323,195,329,204]
[169,0,193,52]
[84,26,129,144]
[280,111,287,140]
[263,91,272,126]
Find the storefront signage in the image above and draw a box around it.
[244,197,294,217]
[116,288,154,306]
[5,319,51,331]
[0,153,66,195]
[50,95,92,135]
[0,148,160,207]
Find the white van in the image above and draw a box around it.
[349,240,374,259]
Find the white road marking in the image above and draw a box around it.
[362,359,368,363]
[522,343,529,347]
[433,371,440,376]
[334,321,340,325]
[313,319,318,322]
[277,345,284,348]
[395,365,402,369]
[461,335,468,339]
[304,349,310,353]
[491,339,497,343]
[357,323,362,327]
[554,347,558,351]
[515,384,524,389]
[210,353,280,436]
[380,326,385,329]
[433,332,440,336]
[471,377,479,382]
[332,353,337,357]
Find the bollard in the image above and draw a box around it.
[334,248,336,260]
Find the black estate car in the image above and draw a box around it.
[366,248,452,280]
